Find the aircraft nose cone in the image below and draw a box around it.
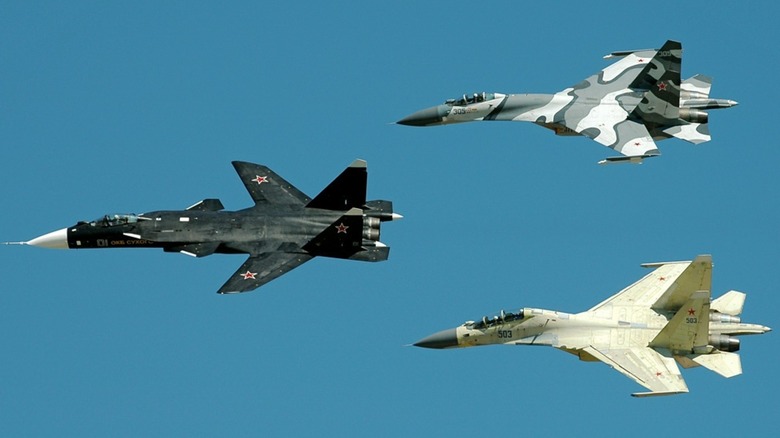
[397,106,446,126]
[413,328,458,349]
[26,228,69,249]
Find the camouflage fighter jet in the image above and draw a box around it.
[413,255,770,396]
[9,160,401,294]
[398,40,737,164]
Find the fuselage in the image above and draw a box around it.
[415,306,770,352]
[397,90,737,131]
[32,207,346,255]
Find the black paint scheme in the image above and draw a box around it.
[61,160,396,293]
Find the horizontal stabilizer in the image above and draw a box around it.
[597,154,657,165]
[348,245,390,262]
[187,199,225,212]
[711,290,746,316]
[692,351,742,378]
[306,159,367,211]
[681,74,713,98]
[662,123,710,144]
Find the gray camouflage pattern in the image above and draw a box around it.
[398,40,738,164]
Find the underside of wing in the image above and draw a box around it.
[582,346,688,397]
[577,118,659,158]
[217,252,313,294]
[587,260,691,313]
[232,161,311,207]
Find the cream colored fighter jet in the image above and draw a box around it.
[414,255,770,397]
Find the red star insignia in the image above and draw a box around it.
[335,223,349,234]
[659,276,666,281]
[657,82,667,91]
[634,141,641,146]
[251,175,268,185]
[688,308,696,316]
[656,372,663,377]
[240,271,257,280]
[638,58,645,63]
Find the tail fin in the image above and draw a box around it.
[629,40,682,125]
[650,290,710,353]
[302,208,365,258]
[306,159,367,211]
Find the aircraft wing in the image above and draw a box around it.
[582,346,688,397]
[576,118,659,158]
[232,161,311,206]
[587,260,691,313]
[557,44,682,160]
[217,252,313,294]
[587,255,712,313]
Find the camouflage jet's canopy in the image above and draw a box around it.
[398,40,738,164]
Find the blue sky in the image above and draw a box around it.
[1,1,778,436]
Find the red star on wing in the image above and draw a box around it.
[240,271,258,280]
[251,175,268,185]
[688,308,696,316]
[659,276,666,281]
[335,223,349,234]
[657,82,667,91]
[656,371,663,377]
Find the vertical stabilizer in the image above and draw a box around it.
[302,208,364,258]
[650,290,710,353]
[629,40,682,125]
[306,160,367,211]
[651,254,712,311]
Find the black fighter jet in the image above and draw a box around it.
[12,159,401,293]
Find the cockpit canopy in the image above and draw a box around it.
[465,308,525,330]
[88,214,140,227]
[445,92,497,106]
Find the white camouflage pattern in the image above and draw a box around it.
[398,40,738,164]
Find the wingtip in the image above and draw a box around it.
[349,159,367,169]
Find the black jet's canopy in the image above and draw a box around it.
[81,214,140,227]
